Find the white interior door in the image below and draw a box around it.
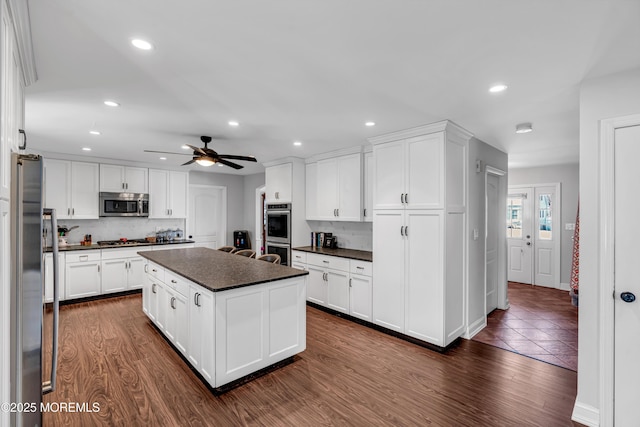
[187,185,226,249]
[486,174,499,313]
[614,124,640,426]
[507,188,533,284]
[533,186,557,287]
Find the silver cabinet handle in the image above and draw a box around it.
[405,193,408,204]
[194,292,198,306]
[126,182,128,190]
[404,226,408,236]
[67,207,70,215]
[400,226,404,236]
[152,268,157,272]
[170,296,176,309]
[357,266,364,270]
[323,260,330,264]
[72,208,75,215]
[400,193,403,204]
[364,208,366,217]
[152,283,157,293]
[349,278,352,288]
[336,209,339,217]
[97,264,101,273]
[144,264,148,273]
[171,279,177,284]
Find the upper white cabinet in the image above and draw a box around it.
[149,169,188,218]
[44,159,99,219]
[363,151,373,222]
[265,162,292,203]
[99,164,148,193]
[305,163,318,220]
[373,133,445,210]
[369,120,471,348]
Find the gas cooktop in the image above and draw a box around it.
[97,239,148,246]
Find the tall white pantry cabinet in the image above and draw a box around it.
[369,120,470,348]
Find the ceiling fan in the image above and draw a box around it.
[144,136,257,169]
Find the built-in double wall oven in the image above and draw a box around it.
[265,203,291,266]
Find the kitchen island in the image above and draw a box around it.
[137,247,308,392]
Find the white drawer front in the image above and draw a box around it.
[350,260,372,276]
[147,261,165,282]
[306,253,349,272]
[164,269,188,296]
[65,250,101,263]
[101,247,143,260]
[291,250,307,264]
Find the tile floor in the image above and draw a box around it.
[472,282,578,371]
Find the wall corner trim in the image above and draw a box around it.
[463,316,486,339]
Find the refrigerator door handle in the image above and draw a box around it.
[42,208,59,394]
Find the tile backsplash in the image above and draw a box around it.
[44,217,185,246]
[306,221,372,251]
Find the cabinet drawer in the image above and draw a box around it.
[291,250,307,264]
[350,260,372,276]
[164,269,189,297]
[65,250,101,263]
[101,247,142,260]
[147,262,165,282]
[307,253,349,272]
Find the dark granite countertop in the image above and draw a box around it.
[138,247,309,292]
[44,239,195,252]
[292,246,373,262]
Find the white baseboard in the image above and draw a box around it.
[572,401,599,427]
[463,316,486,339]
[559,282,571,291]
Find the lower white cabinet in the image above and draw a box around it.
[65,250,101,299]
[101,248,147,294]
[188,284,215,383]
[164,285,188,354]
[44,252,66,303]
[293,250,372,320]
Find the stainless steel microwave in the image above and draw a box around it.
[99,192,149,217]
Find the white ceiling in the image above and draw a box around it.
[25,0,640,175]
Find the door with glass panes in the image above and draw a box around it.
[507,185,559,288]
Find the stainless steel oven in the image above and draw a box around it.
[265,241,291,267]
[99,192,149,217]
[266,203,291,244]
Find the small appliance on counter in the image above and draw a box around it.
[233,230,250,250]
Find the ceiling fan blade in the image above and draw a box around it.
[217,159,244,170]
[218,154,257,162]
[185,144,207,156]
[181,159,197,166]
[144,150,192,156]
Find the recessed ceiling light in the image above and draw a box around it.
[489,84,508,93]
[365,121,376,127]
[82,147,92,151]
[131,39,153,50]
[104,100,119,107]
[89,130,100,135]
[159,157,167,160]
[228,121,239,127]
[293,141,302,146]
[515,123,533,134]
[181,145,191,150]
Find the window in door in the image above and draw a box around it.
[538,194,552,240]
[507,196,523,238]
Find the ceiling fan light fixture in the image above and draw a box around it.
[515,122,533,134]
[195,156,215,167]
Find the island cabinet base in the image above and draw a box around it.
[143,260,307,391]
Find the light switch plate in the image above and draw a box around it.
[565,223,575,230]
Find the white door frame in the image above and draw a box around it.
[508,182,561,288]
[187,184,227,247]
[598,113,640,426]
[485,166,508,314]
[255,185,265,253]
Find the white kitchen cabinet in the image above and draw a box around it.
[265,162,292,203]
[306,264,327,306]
[363,151,373,222]
[305,163,318,220]
[145,274,162,323]
[188,284,215,384]
[149,169,188,218]
[152,243,194,251]
[372,133,444,210]
[44,159,99,219]
[312,153,362,222]
[99,164,148,193]
[326,269,350,313]
[155,279,168,331]
[65,250,101,299]
[370,120,470,348]
[349,260,373,322]
[164,285,188,355]
[101,248,147,293]
[44,252,66,303]
[305,253,350,314]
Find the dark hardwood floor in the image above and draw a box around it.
[44,294,581,426]
[473,282,579,370]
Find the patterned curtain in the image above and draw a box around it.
[570,202,579,306]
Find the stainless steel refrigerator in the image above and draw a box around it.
[10,153,60,426]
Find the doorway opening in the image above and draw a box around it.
[255,185,265,255]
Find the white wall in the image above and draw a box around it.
[467,138,508,335]
[243,172,265,247]
[508,164,579,286]
[576,66,640,421]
